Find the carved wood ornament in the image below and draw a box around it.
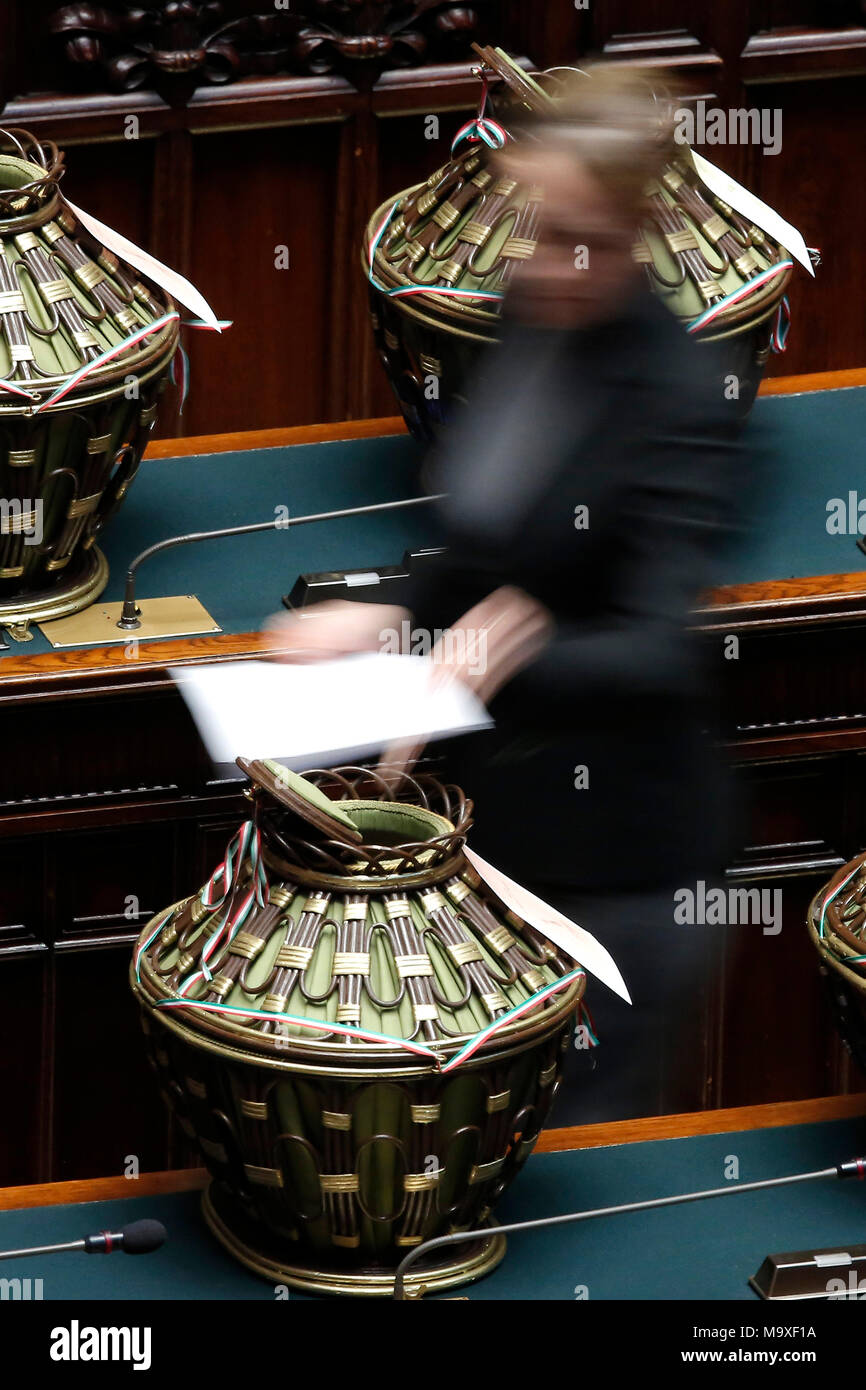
[48,1,487,101]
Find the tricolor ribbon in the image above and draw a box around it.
[152,996,442,1061]
[196,821,268,980]
[450,71,508,156]
[817,863,860,942]
[144,951,584,1070]
[439,967,586,1073]
[170,343,189,414]
[685,260,794,335]
[450,115,509,156]
[577,998,599,1048]
[3,311,231,415]
[134,823,268,987]
[32,311,180,413]
[0,379,40,402]
[153,969,585,1070]
[771,295,791,354]
[367,195,504,307]
[170,319,233,412]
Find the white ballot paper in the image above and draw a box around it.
[63,196,224,330]
[170,653,493,769]
[463,847,632,1003]
[689,150,814,277]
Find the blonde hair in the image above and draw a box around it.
[503,65,679,216]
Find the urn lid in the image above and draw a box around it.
[0,128,178,412]
[133,764,584,1069]
[366,47,793,344]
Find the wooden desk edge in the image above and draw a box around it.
[534,1091,866,1154]
[138,370,866,466]
[757,366,866,397]
[142,415,409,459]
[1,1093,862,1212]
[6,567,866,691]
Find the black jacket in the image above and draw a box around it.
[403,283,757,891]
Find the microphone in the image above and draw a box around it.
[393,1157,866,1298]
[0,1218,167,1262]
[84,1219,167,1255]
[116,493,446,629]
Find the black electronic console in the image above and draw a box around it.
[283,547,447,613]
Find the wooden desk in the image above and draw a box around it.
[0,1095,863,1304]
[1,374,865,1189]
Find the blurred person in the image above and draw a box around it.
[267,67,760,1122]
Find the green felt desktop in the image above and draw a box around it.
[3,385,865,660]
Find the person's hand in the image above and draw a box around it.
[264,600,410,663]
[378,586,553,792]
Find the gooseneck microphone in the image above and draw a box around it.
[393,1158,866,1298]
[116,493,447,629]
[0,1218,167,1262]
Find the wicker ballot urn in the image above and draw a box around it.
[809,856,866,1078]
[365,47,795,441]
[132,760,584,1296]
[0,129,179,636]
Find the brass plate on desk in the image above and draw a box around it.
[39,595,222,648]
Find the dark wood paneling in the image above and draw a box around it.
[714,872,845,1105]
[0,690,209,807]
[182,122,343,436]
[55,824,178,938]
[498,0,584,70]
[758,2,859,24]
[52,944,171,1181]
[0,837,44,939]
[57,136,153,244]
[595,1,713,42]
[750,76,866,376]
[732,756,847,866]
[741,26,866,81]
[0,954,47,1185]
[0,791,248,1185]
